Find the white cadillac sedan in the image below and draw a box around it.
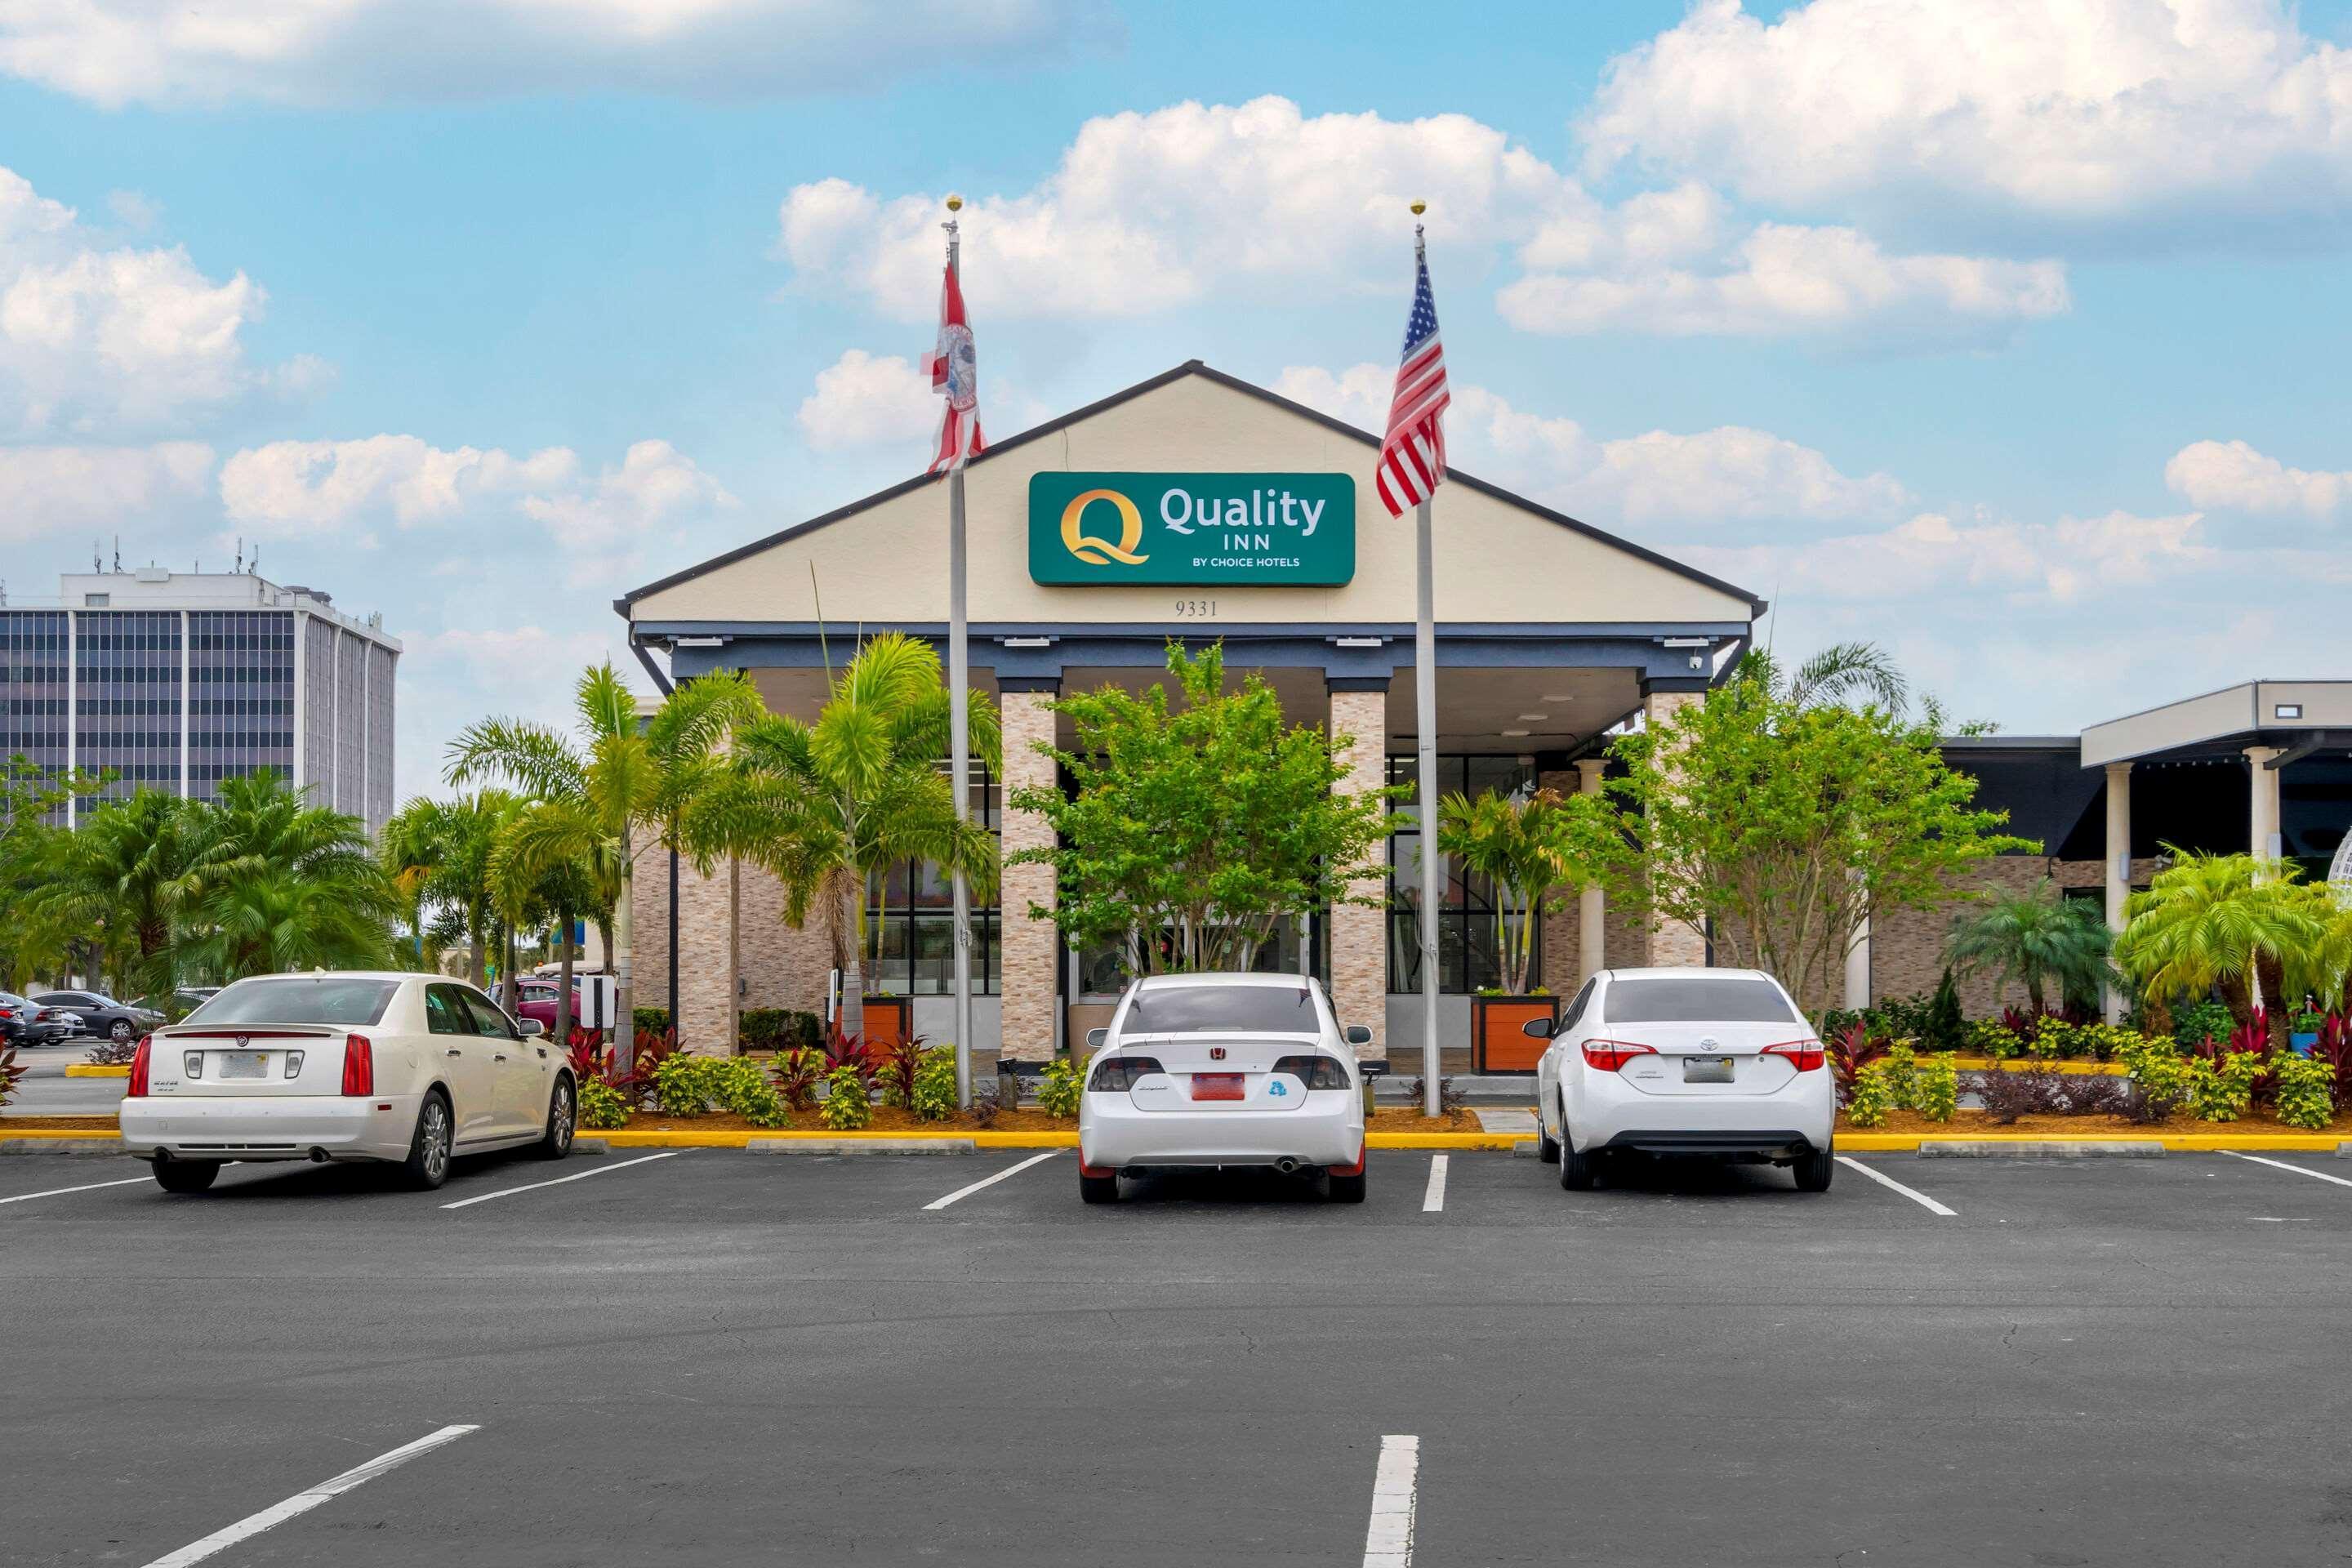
[1530,967,1834,1192]
[119,972,578,1194]
[1076,973,1374,1204]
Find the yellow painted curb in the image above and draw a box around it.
[1952,1057,2129,1076]
[1368,1132,1524,1150]
[580,1128,1521,1151]
[1838,1131,2345,1152]
[64,1064,131,1078]
[0,1128,122,1141]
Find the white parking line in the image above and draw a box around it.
[1421,1155,1448,1213]
[924,1148,1064,1211]
[0,1174,151,1206]
[2222,1151,2352,1190]
[1834,1155,1957,1216]
[439,1151,682,1209]
[140,1423,478,1567]
[1361,1433,1419,1568]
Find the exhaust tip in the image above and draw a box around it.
[308,1147,328,1163]
[1275,1157,1302,1175]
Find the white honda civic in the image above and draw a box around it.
[1530,967,1835,1192]
[1076,973,1373,1204]
[118,971,578,1193]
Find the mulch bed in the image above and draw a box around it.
[0,1116,124,1131]
[1842,1107,2352,1135]
[1367,1107,1484,1130]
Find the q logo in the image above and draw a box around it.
[1059,488,1150,567]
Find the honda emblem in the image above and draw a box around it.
[1209,1046,1226,1061]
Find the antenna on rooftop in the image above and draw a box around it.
[112,536,121,572]
[234,537,244,574]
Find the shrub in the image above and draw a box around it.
[1964,1018,2020,1059]
[823,1031,876,1091]
[2185,1050,2264,1123]
[1914,1053,1958,1123]
[578,1076,631,1130]
[873,1033,931,1109]
[1846,1062,1895,1127]
[2172,1000,2234,1053]
[1829,1022,1886,1107]
[739,1008,791,1052]
[1873,992,1936,1043]
[653,1053,715,1116]
[633,1006,672,1035]
[909,1047,958,1122]
[1924,970,1966,1055]
[782,1010,823,1052]
[711,1058,788,1128]
[2115,1036,2191,1123]
[1037,1058,1082,1119]
[2312,1013,2352,1104]
[0,1043,21,1108]
[2276,1053,2335,1129]
[83,1036,139,1066]
[1977,1064,2130,1124]
[1406,1076,1467,1116]
[819,1064,871,1130]
[1881,1041,1919,1108]
[967,1082,1003,1128]
[770,1045,826,1111]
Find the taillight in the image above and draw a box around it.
[1272,1054,1353,1089]
[341,1034,373,1097]
[127,1036,151,1097]
[1085,1054,1165,1092]
[1582,1040,1657,1071]
[1763,1040,1826,1072]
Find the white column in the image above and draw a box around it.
[2247,745,2284,874]
[290,610,306,794]
[2104,761,2132,1024]
[63,608,76,827]
[1842,884,1871,1012]
[178,609,190,799]
[1574,757,1606,987]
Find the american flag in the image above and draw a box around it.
[924,256,985,475]
[1375,246,1449,518]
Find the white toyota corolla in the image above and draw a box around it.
[119,972,577,1193]
[1076,973,1373,1204]
[1530,967,1834,1192]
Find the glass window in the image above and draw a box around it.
[459,989,517,1039]
[863,755,1000,996]
[1120,982,1323,1034]
[189,978,399,1027]
[1385,755,1539,994]
[1561,978,1597,1031]
[424,984,470,1036]
[1599,977,1800,1025]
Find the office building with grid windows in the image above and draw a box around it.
[0,569,400,836]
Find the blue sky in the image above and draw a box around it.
[5,0,2351,801]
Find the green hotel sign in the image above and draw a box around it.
[1028,472,1356,586]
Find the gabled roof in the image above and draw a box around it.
[617,359,1767,617]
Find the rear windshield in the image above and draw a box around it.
[1601,977,1800,1025]
[1123,984,1321,1034]
[185,978,399,1027]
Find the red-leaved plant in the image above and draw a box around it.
[2313,1013,2352,1103]
[768,1045,826,1111]
[1829,1021,1886,1108]
[823,1029,875,1090]
[0,1043,21,1108]
[872,1032,930,1108]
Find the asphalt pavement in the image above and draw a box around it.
[7,1144,2352,1566]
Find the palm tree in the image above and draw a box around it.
[1436,786,1586,996]
[36,787,224,998]
[445,662,760,1067]
[1944,878,2114,1013]
[2114,847,2336,1020]
[684,633,998,1040]
[183,863,399,980]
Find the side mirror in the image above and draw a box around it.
[1520,1018,1555,1040]
[1343,1024,1372,1045]
[519,1018,546,1038]
[1085,1027,1107,1049]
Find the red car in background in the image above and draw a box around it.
[514,977,585,1035]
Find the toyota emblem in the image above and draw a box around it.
[1209,1046,1226,1061]
[1699,1037,1719,1052]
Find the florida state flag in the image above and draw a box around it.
[924,261,985,474]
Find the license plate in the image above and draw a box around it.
[1682,1057,1735,1084]
[218,1051,270,1080]
[1191,1073,1245,1102]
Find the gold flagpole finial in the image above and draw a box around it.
[945,194,964,212]
[1410,198,1427,251]
[1410,199,1426,216]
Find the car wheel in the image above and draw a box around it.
[1325,1169,1367,1204]
[533,1076,576,1160]
[1536,1111,1561,1165]
[403,1092,454,1191]
[1794,1143,1834,1193]
[109,1018,134,1044]
[1558,1118,1595,1192]
[1079,1170,1119,1205]
[151,1159,220,1194]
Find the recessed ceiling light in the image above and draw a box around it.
[1501,728,1530,737]
[1540,693,1573,702]
[1517,713,1548,722]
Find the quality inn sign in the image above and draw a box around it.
[1028,472,1356,586]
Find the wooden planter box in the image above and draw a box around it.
[1472,995,1557,1073]
[861,996,912,1049]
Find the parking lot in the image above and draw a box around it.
[8,1145,2352,1567]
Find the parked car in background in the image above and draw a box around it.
[1076,972,1374,1205]
[3,995,89,1045]
[1529,967,1835,1193]
[118,971,577,1193]
[513,978,583,1035]
[30,990,164,1046]
[0,992,33,1045]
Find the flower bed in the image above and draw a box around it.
[1841,1106,2352,1136]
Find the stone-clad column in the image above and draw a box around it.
[675,855,739,1055]
[2247,746,2284,871]
[998,680,1061,1063]
[1574,757,1608,987]
[1325,679,1391,1061]
[2104,761,2132,1024]
[1642,684,1708,968]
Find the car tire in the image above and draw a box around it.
[1537,1115,1561,1165]
[1079,1170,1119,1205]
[109,1018,135,1045]
[1794,1143,1834,1193]
[1558,1120,1596,1192]
[403,1091,455,1191]
[1325,1169,1367,1204]
[151,1159,220,1194]
[533,1076,576,1160]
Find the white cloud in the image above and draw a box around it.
[519,439,738,588]
[779,96,2064,343]
[391,621,624,804]
[1276,363,1911,528]
[1584,0,2352,236]
[220,434,578,539]
[0,440,214,544]
[0,0,1111,109]
[796,350,937,452]
[2164,438,2350,518]
[0,164,294,432]
[1684,506,2213,602]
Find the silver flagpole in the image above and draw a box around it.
[946,195,974,1110]
[1413,209,1441,1119]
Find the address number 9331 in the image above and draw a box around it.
[1174,599,1218,617]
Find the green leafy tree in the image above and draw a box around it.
[37,787,223,997]
[1007,641,1392,977]
[0,756,100,991]
[1435,786,1588,996]
[683,632,997,1042]
[446,662,761,1066]
[2114,848,2336,1021]
[1570,653,2034,1016]
[177,773,400,983]
[1944,878,2115,1013]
